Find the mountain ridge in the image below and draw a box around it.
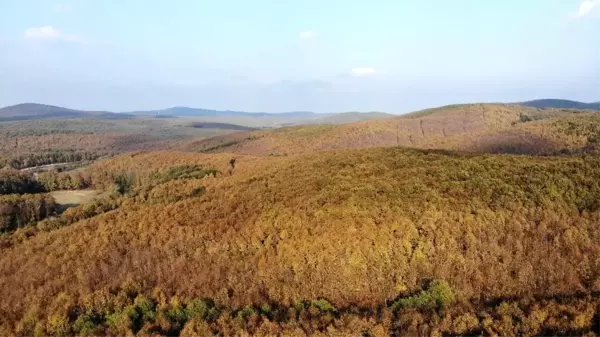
[0,103,394,125]
[3,99,599,120]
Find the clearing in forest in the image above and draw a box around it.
[49,190,100,211]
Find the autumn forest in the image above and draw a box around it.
[1,102,600,336]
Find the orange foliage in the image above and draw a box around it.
[0,147,598,336]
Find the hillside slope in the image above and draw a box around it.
[185,104,600,155]
[1,148,599,335]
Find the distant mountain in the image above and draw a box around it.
[518,99,600,110]
[126,107,398,126]
[0,103,132,121]
[0,103,392,127]
[127,107,317,118]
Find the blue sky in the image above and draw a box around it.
[0,0,599,113]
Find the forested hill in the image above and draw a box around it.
[519,99,600,110]
[185,103,600,156]
[1,148,600,335]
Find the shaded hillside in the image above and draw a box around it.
[519,99,600,110]
[0,148,599,335]
[0,103,131,121]
[185,104,600,156]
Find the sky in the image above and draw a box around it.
[0,0,599,113]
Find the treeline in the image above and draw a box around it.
[88,158,221,193]
[1,164,218,239]
[4,280,599,337]
[6,151,102,169]
[0,169,93,235]
[1,160,219,236]
[0,194,121,250]
[0,194,56,232]
[37,196,119,232]
[36,171,91,191]
[0,171,42,194]
[88,164,217,205]
[0,170,91,195]
[0,118,124,137]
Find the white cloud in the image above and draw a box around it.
[351,68,376,77]
[24,26,80,42]
[299,31,317,40]
[576,0,599,17]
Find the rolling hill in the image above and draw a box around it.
[184,103,600,156]
[0,103,132,121]
[518,99,600,110]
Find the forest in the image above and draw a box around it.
[0,103,599,336]
[0,193,56,232]
[0,116,247,170]
[0,145,599,336]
